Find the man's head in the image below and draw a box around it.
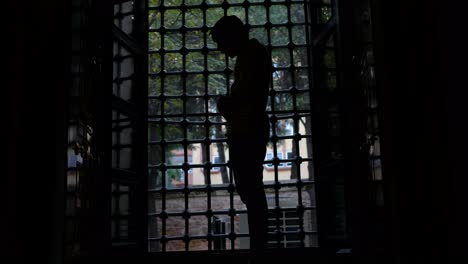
[210,16,249,57]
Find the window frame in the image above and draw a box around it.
[144,0,348,253]
[66,0,386,257]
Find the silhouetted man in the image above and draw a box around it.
[211,16,272,252]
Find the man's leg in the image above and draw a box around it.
[246,170,268,251]
[230,138,268,251]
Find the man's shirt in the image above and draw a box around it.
[219,38,272,141]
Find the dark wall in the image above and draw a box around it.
[441,3,468,260]
[6,0,68,262]
[372,0,467,262]
[5,0,466,262]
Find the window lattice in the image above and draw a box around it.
[147,0,334,252]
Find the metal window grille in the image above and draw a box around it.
[66,0,98,256]
[68,0,148,253]
[111,0,147,248]
[147,0,337,252]
[212,216,228,250]
[357,0,385,250]
[66,0,386,255]
[267,209,304,248]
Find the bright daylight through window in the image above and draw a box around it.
[147,0,334,252]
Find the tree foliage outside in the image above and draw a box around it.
[147,0,335,187]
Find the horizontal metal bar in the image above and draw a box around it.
[272,65,312,71]
[111,214,130,219]
[111,168,138,183]
[148,0,329,11]
[148,233,250,242]
[113,75,135,84]
[113,25,145,56]
[147,134,312,146]
[112,0,134,5]
[147,44,310,54]
[148,161,315,172]
[148,94,225,100]
[146,113,312,124]
[147,47,218,54]
[312,15,337,48]
[147,180,316,193]
[147,137,227,146]
[148,230,318,242]
[269,89,312,95]
[147,110,313,119]
[111,190,131,195]
[147,119,214,125]
[148,184,236,193]
[148,209,249,218]
[147,114,219,121]
[112,95,138,118]
[112,143,134,149]
[148,207,317,219]
[147,89,312,99]
[147,113,224,119]
[114,11,134,18]
[149,162,230,170]
[147,22,309,33]
[112,117,133,123]
[148,156,314,168]
[112,122,133,130]
[148,70,225,77]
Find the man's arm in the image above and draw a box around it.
[235,43,271,115]
[217,96,233,120]
[218,41,271,122]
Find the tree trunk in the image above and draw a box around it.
[201,142,208,184]
[305,116,314,180]
[290,141,298,179]
[216,142,229,184]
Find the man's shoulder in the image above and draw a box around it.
[247,39,272,70]
[245,39,270,64]
[248,38,267,52]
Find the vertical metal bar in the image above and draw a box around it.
[306,0,329,249]
[294,119,305,248]
[202,2,213,251]
[145,0,322,252]
[158,3,167,252]
[92,0,114,254]
[161,121,167,251]
[264,1,282,249]
[132,0,150,253]
[302,0,317,249]
[229,166,235,250]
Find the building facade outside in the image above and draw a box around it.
[148,118,318,251]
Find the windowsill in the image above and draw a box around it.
[264,166,292,171]
[71,247,352,263]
